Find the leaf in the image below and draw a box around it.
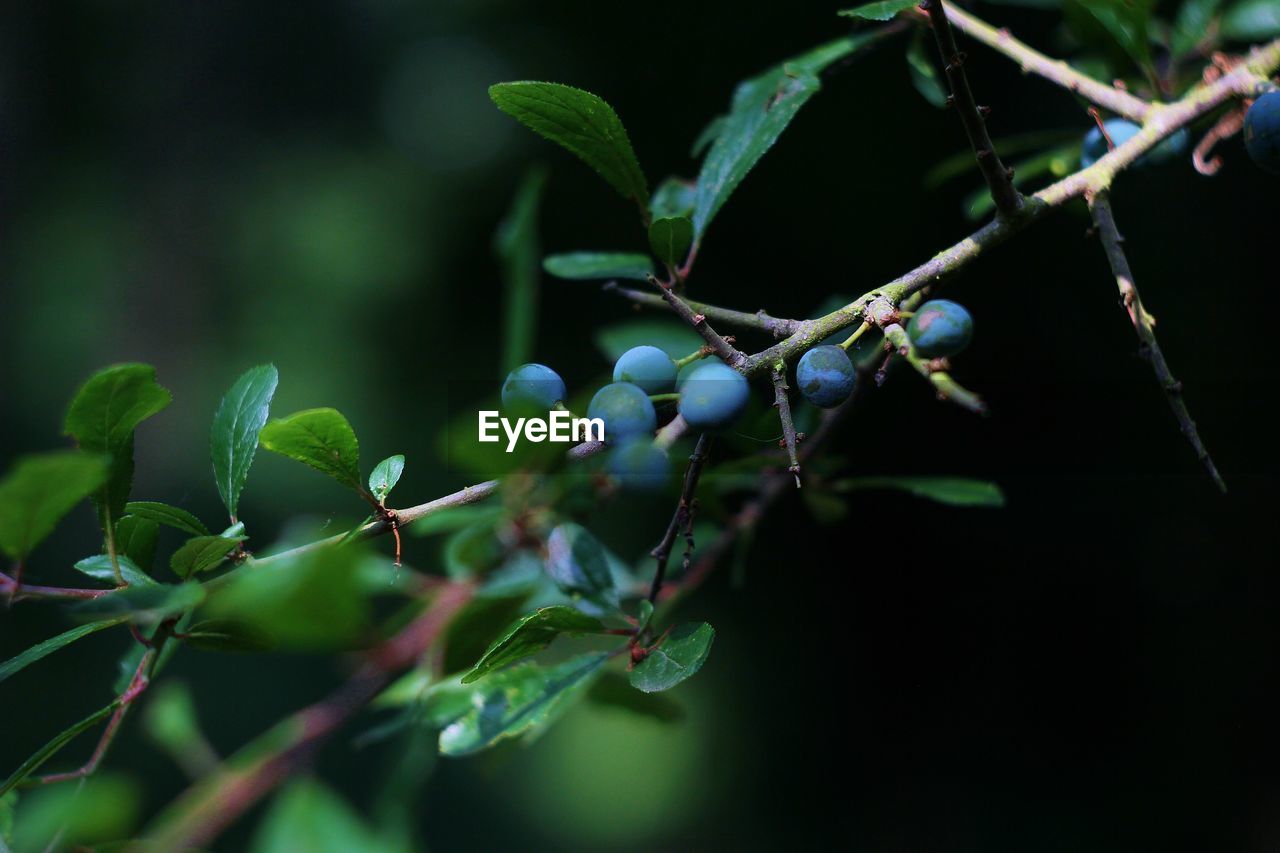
[838,0,920,20]
[587,671,685,722]
[210,364,279,519]
[1075,0,1156,72]
[595,320,703,361]
[438,652,609,756]
[169,535,244,579]
[1172,0,1226,53]
[409,505,503,538]
[832,475,1006,506]
[544,523,618,609]
[693,33,878,238]
[259,408,363,492]
[251,779,393,853]
[123,501,210,536]
[368,455,406,504]
[180,619,278,652]
[73,553,159,587]
[0,618,128,685]
[495,168,548,375]
[907,29,949,108]
[462,606,609,683]
[1221,0,1280,38]
[74,583,206,625]
[649,177,696,219]
[630,622,715,693]
[0,451,110,561]
[543,252,653,281]
[489,82,648,206]
[9,775,140,851]
[0,702,120,796]
[690,115,727,158]
[647,216,694,267]
[114,515,159,570]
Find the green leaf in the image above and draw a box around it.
[439,652,609,756]
[495,168,548,375]
[693,34,878,238]
[489,82,648,206]
[690,115,727,158]
[595,320,703,361]
[8,774,140,851]
[0,618,127,685]
[543,252,653,281]
[832,475,1006,506]
[143,682,210,764]
[0,702,119,796]
[210,364,279,519]
[647,216,694,267]
[1172,0,1226,54]
[587,671,685,722]
[1075,0,1155,72]
[907,29,949,108]
[63,364,172,523]
[0,791,14,847]
[123,501,210,536]
[180,618,278,652]
[1221,0,1280,38]
[462,606,609,684]
[251,779,394,853]
[649,177,696,219]
[545,523,618,609]
[0,451,110,561]
[630,622,715,693]
[259,407,363,492]
[409,505,503,538]
[838,0,919,20]
[169,535,244,579]
[114,515,159,570]
[368,455,405,504]
[73,553,159,587]
[74,582,206,625]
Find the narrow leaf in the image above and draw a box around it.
[73,554,159,587]
[74,583,206,624]
[1076,0,1155,72]
[648,216,694,267]
[838,0,919,20]
[210,364,278,519]
[0,618,128,685]
[124,501,210,536]
[462,606,609,683]
[368,455,406,504]
[629,622,715,693]
[495,168,548,375]
[832,475,1006,506]
[180,619,277,652]
[544,523,618,609]
[0,702,120,797]
[0,451,110,561]
[489,82,648,205]
[543,252,653,281]
[169,535,244,579]
[907,29,949,108]
[1221,0,1280,39]
[259,408,363,491]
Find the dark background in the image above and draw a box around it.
[2,1,1278,850]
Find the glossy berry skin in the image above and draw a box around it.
[796,345,856,409]
[678,362,750,430]
[587,382,656,442]
[676,359,709,389]
[1245,91,1280,175]
[613,345,677,394]
[501,363,566,414]
[607,438,670,492]
[907,299,974,359]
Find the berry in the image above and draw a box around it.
[676,359,709,389]
[906,299,973,359]
[796,345,856,408]
[1081,119,1188,168]
[613,345,677,394]
[501,363,566,414]
[607,438,670,491]
[678,362,750,430]
[1245,91,1280,175]
[587,382,656,442]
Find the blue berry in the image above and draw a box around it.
[676,359,709,389]
[607,438,670,491]
[587,382,656,442]
[501,363,565,414]
[1245,91,1280,175]
[906,299,973,359]
[678,362,750,430]
[1081,119,1188,168]
[796,345,856,408]
[613,345,677,394]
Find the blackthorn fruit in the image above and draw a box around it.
[607,438,670,491]
[796,345,856,408]
[588,382,657,442]
[907,299,973,359]
[501,363,566,414]
[613,345,677,394]
[678,362,750,430]
[1246,91,1280,175]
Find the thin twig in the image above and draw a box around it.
[0,573,115,602]
[646,275,747,368]
[604,282,802,338]
[1087,193,1226,491]
[770,366,802,487]
[648,434,712,603]
[881,323,987,414]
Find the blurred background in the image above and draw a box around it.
[3,0,1280,850]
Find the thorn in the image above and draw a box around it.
[978,104,992,117]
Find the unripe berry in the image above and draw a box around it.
[613,345,677,394]
[906,299,973,359]
[678,362,750,430]
[587,382,657,442]
[501,363,566,415]
[1245,91,1280,175]
[607,438,670,491]
[796,345,856,408]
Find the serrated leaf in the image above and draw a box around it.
[368,455,405,503]
[0,702,120,797]
[545,523,618,609]
[496,168,548,375]
[1221,0,1280,38]
[1075,0,1156,72]
[210,364,278,519]
[832,475,1006,506]
[0,618,128,685]
[462,606,609,683]
[439,652,608,756]
[650,177,696,219]
[907,29,949,108]
[630,622,715,693]
[587,671,685,722]
[114,515,159,570]
[838,0,919,20]
[169,535,244,579]
[489,82,648,206]
[693,34,878,238]
[648,216,694,267]
[543,252,653,281]
[259,407,363,492]
[74,583,206,624]
[0,451,110,561]
[74,553,159,587]
[123,501,210,536]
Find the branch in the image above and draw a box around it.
[0,574,115,602]
[1087,192,1226,491]
[770,366,802,486]
[924,0,1023,217]
[647,434,712,603]
[881,323,987,414]
[604,282,802,338]
[647,275,747,368]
